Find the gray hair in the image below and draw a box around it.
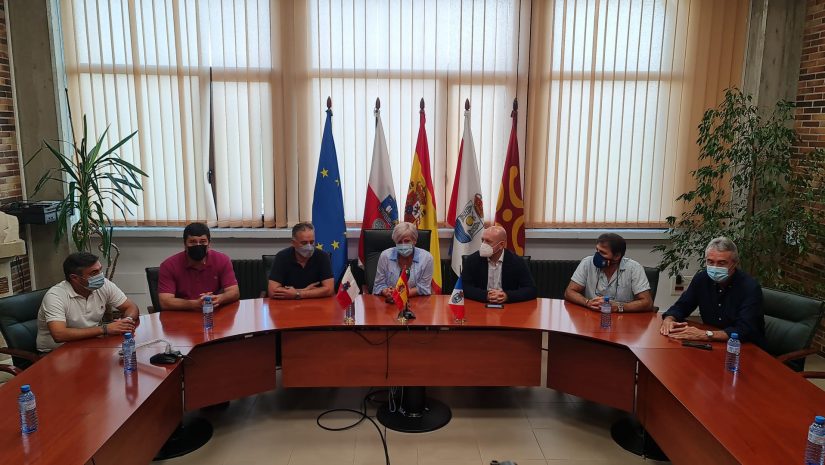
[705,236,739,263]
[392,222,418,244]
[291,222,314,238]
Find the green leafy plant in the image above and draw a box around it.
[27,102,147,280]
[654,87,825,294]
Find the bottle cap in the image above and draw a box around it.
[204,295,212,303]
[816,416,825,424]
[20,384,30,393]
[730,332,738,339]
[604,297,610,303]
[124,332,133,339]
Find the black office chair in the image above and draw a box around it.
[643,266,660,302]
[231,259,267,299]
[443,254,532,296]
[762,287,825,374]
[362,229,431,292]
[262,254,277,281]
[0,289,48,375]
[146,267,161,313]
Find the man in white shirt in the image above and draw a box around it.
[564,233,654,312]
[36,252,140,352]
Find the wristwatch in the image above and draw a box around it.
[295,290,302,300]
[705,330,714,340]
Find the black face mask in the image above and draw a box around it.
[187,245,208,261]
[593,251,609,269]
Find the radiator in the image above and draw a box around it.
[529,260,580,299]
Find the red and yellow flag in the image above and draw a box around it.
[404,99,442,293]
[392,267,409,311]
[495,99,525,255]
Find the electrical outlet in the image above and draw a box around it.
[672,274,693,296]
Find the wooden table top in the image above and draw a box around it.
[69,295,678,350]
[635,345,825,464]
[3,295,819,465]
[0,347,180,465]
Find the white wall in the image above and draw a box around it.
[100,228,680,313]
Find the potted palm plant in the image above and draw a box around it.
[27,101,147,281]
[654,87,825,295]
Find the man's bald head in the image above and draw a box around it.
[480,226,507,261]
[482,225,506,244]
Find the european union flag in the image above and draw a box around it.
[312,104,347,283]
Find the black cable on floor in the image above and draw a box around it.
[316,389,390,465]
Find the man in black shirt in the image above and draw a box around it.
[268,222,334,300]
[660,237,765,347]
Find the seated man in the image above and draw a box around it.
[268,222,334,299]
[565,233,653,312]
[373,222,434,298]
[158,222,240,311]
[36,252,140,352]
[460,225,536,303]
[660,237,766,347]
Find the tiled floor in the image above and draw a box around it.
[151,354,825,465]
[3,355,825,465]
[154,384,666,465]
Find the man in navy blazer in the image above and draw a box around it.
[460,225,537,303]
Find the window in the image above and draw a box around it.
[60,0,747,228]
[525,0,748,226]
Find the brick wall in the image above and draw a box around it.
[0,0,31,294]
[792,0,825,354]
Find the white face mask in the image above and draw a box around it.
[479,243,495,258]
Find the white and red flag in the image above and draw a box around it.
[358,99,398,265]
[447,100,484,276]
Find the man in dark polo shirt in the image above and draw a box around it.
[268,222,334,300]
[157,222,240,311]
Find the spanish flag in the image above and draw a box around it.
[392,267,409,311]
[495,99,525,255]
[403,99,442,293]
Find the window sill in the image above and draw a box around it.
[112,226,668,240]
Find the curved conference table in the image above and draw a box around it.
[1,296,824,465]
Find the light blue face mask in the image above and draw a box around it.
[86,273,105,290]
[706,265,729,283]
[296,243,315,258]
[396,243,414,257]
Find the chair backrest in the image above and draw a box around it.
[762,287,825,369]
[231,259,267,299]
[262,254,277,281]
[363,229,431,292]
[644,266,660,302]
[0,288,48,369]
[145,267,161,313]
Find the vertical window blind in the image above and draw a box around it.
[525,0,748,227]
[59,0,747,228]
[306,0,526,223]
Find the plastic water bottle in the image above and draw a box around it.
[18,384,38,434]
[600,297,611,329]
[203,295,214,330]
[806,416,825,465]
[123,332,136,373]
[725,332,740,373]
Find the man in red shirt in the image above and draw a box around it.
[157,222,240,311]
